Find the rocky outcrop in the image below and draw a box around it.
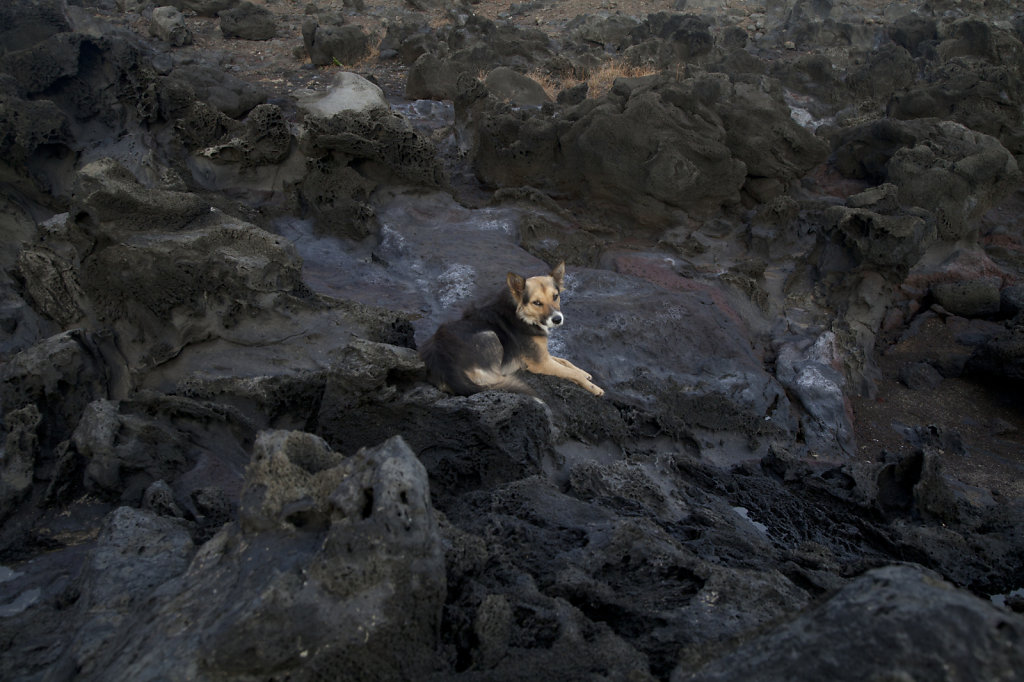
[680,565,1024,681]
[302,11,372,66]
[22,434,446,680]
[149,6,193,47]
[465,70,826,225]
[219,1,277,41]
[2,2,1024,681]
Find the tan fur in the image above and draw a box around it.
[523,334,604,396]
[506,262,604,396]
[420,262,604,397]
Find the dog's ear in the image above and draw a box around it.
[507,272,526,301]
[550,261,565,288]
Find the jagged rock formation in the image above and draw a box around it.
[1,0,1023,680]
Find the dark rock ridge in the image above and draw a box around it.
[1,0,1023,680]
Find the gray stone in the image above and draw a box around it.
[302,15,371,67]
[833,119,1021,243]
[104,435,445,681]
[568,13,640,49]
[149,6,192,46]
[405,52,461,100]
[295,71,388,118]
[1,405,40,520]
[931,277,1002,318]
[484,66,551,107]
[16,246,86,326]
[677,565,1024,682]
[219,1,277,41]
[80,506,194,609]
[169,63,268,118]
[0,330,112,447]
[0,0,70,54]
[898,361,943,390]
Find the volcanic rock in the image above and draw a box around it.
[302,12,372,66]
[2,1,1024,681]
[484,66,551,106]
[149,6,193,46]
[678,565,1024,681]
[931,276,1002,318]
[219,1,277,41]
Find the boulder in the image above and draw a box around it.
[295,71,388,118]
[0,330,112,449]
[568,13,640,49]
[0,0,70,55]
[775,332,855,457]
[845,42,916,101]
[74,399,193,502]
[296,106,444,237]
[79,506,194,611]
[484,66,551,106]
[469,70,827,225]
[889,13,938,56]
[0,92,71,198]
[219,1,277,41]
[188,103,301,198]
[378,18,436,65]
[678,565,1024,681]
[405,52,462,100]
[79,219,305,370]
[16,244,87,326]
[888,62,1024,159]
[931,277,1002,318]
[149,6,192,47]
[71,158,209,236]
[314,338,555,501]
[831,118,1021,242]
[2,32,87,96]
[898,361,944,390]
[96,434,445,680]
[302,14,372,67]
[0,405,41,520]
[60,159,311,371]
[826,204,933,274]
[628,12,715,62]
[169,63,268,118]
[561,79,747,220]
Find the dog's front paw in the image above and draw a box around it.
[587,383,604,397]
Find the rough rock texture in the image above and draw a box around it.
[465,70,827,225]
[678,565,1024,681]
[2,1,1024,680]
[149,6,193,46]
[303,12,372,66]
[219,1,277,41]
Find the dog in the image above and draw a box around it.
[419,262,604,397]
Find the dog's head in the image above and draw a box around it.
[508,262,566,333]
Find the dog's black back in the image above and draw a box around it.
[419,288,544,395]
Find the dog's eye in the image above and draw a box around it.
[532,301,542,307]
[553,292,559,300]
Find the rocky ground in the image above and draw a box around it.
[2,0,1024,680]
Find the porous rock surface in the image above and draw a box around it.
[1,0,1023,680]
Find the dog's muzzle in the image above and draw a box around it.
[548,313,563,327]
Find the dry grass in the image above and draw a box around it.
[584,62,661,97]
[528,61,662,101]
